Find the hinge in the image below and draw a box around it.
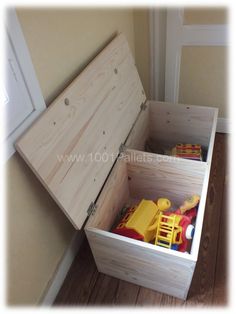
[119,143,127,154]
[140,102,147,111]
[87,202,97,216]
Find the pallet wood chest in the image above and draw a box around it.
[16,33,218,300]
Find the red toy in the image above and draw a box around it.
[112,195,200,253]
[112,206,144,240]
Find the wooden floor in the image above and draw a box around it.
[54,133,228,306]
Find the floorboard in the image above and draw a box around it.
[212,153,228,305]
[54,237,99,306]
[136,288,162,306]
[185,133,227,306]
[113,280,140,305]
[54,133,228,307]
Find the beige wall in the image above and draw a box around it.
[7,154,75,305]
[16,8,135,105]
[179,46,227,117]
[179,8,228,118]
[7,8,137,305]
[183,8,227,25]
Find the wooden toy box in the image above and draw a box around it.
[16,34,218,300]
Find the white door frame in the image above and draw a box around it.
[4,9,46,161]
[149,9,167,101]
[165,9,229,133]
[150,8,229,133]
[165,9,228,103]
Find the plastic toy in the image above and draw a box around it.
[112,198,171,242]
[171,143,202,161]
[112,205,144,241]
[112,194,200,253]
[177,194,200,215]
[154,194,199,252]
[155,212,195,252]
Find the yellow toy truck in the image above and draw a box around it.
[112,195,199,252]
[112,198,171,242]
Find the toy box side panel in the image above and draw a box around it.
[206,107,218,165]
[148,100,217,151]
[86,228,196,300]
[190,165,211,259]
[125,102,150,151]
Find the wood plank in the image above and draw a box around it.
[136,288,163,305]
[190,164,210,258]
[87,275,140,305]
[160,294,186,306]
[86,158,130,231]
[87,274,120,305]
[113,280,140,305]
[149,100,217,150]
[125,102,150,151]
[185,133,226,305]
[212,158,228,305]
[16,33,146,229]
[205,107,218,165]
[126,149,206,206]
[86,228,195,300]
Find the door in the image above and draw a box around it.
[164,8,228,132]
[4,33,35,140]
[3,9,46,161]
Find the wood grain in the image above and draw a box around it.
[16,33,146,229]
[86,228,195,300]
[127,100,218,166]
[126,149,206,206]
[136,287,163,306]
[113,280,140,305]
[186,133,227,305]
[85,158,130,231]
[87,274,120,305]
[86,274,140,305]
[212,146,228,305]
[125,102,150,151]
[149,100,218,153]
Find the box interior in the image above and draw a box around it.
[126,101,216,163]
[86,151,206,254]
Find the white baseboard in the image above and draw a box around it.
[40,231,85,306]
[217,118,230,133]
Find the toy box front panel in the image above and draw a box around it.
[86,227,196,300]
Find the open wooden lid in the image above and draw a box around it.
[16,34,146,229]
